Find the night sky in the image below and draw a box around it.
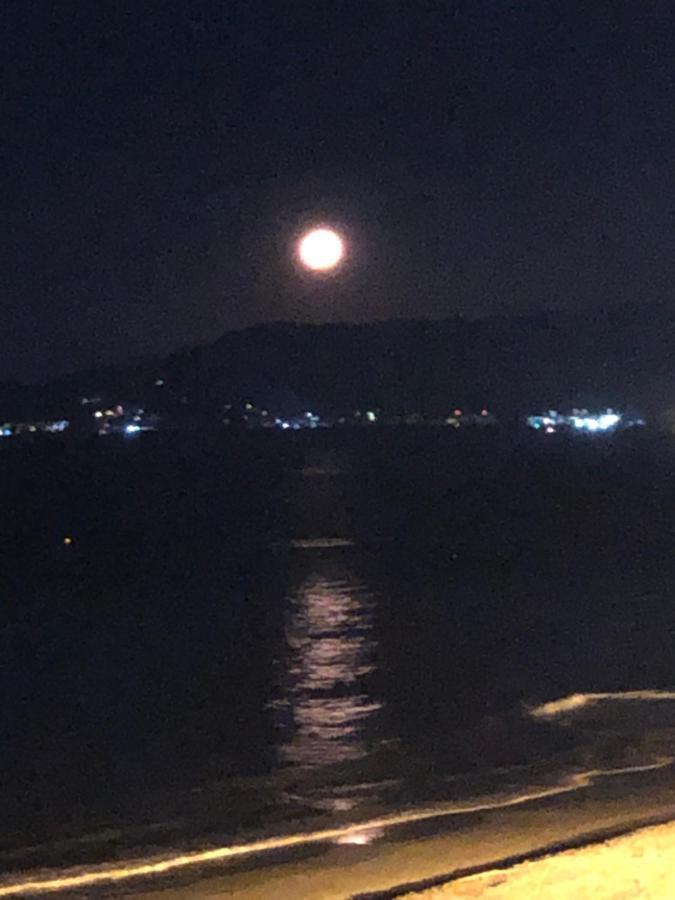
[4,1,675,381]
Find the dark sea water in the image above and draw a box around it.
[3,428,675,870]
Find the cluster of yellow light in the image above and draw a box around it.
[94,406,123,420]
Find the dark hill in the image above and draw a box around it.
[3,303,674,419]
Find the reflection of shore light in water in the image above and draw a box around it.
[278,572,381,770]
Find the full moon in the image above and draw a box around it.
[297,227,344,272]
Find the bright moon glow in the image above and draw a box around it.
[298,228,344,271]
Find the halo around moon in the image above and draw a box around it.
[297,227,345,272]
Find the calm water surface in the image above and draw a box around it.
[4,436,675,866]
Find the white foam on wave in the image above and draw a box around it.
[528,690,675,720]
[1,757,671,897]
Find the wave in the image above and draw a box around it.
[1,757,671,897]
[528,690,675,720]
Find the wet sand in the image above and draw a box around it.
[117,762,675,896]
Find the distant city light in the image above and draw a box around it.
[125,424,141,435]
[0,419,68,436]
[94,411,103,418]
[366,411,376,422]
[454,409,462,416]
[63,536,73,546]
[297,227,344,272]
[154,378,165,386]
[570,413,619,432]
[45,420,69,433]
[528,409,629,433]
